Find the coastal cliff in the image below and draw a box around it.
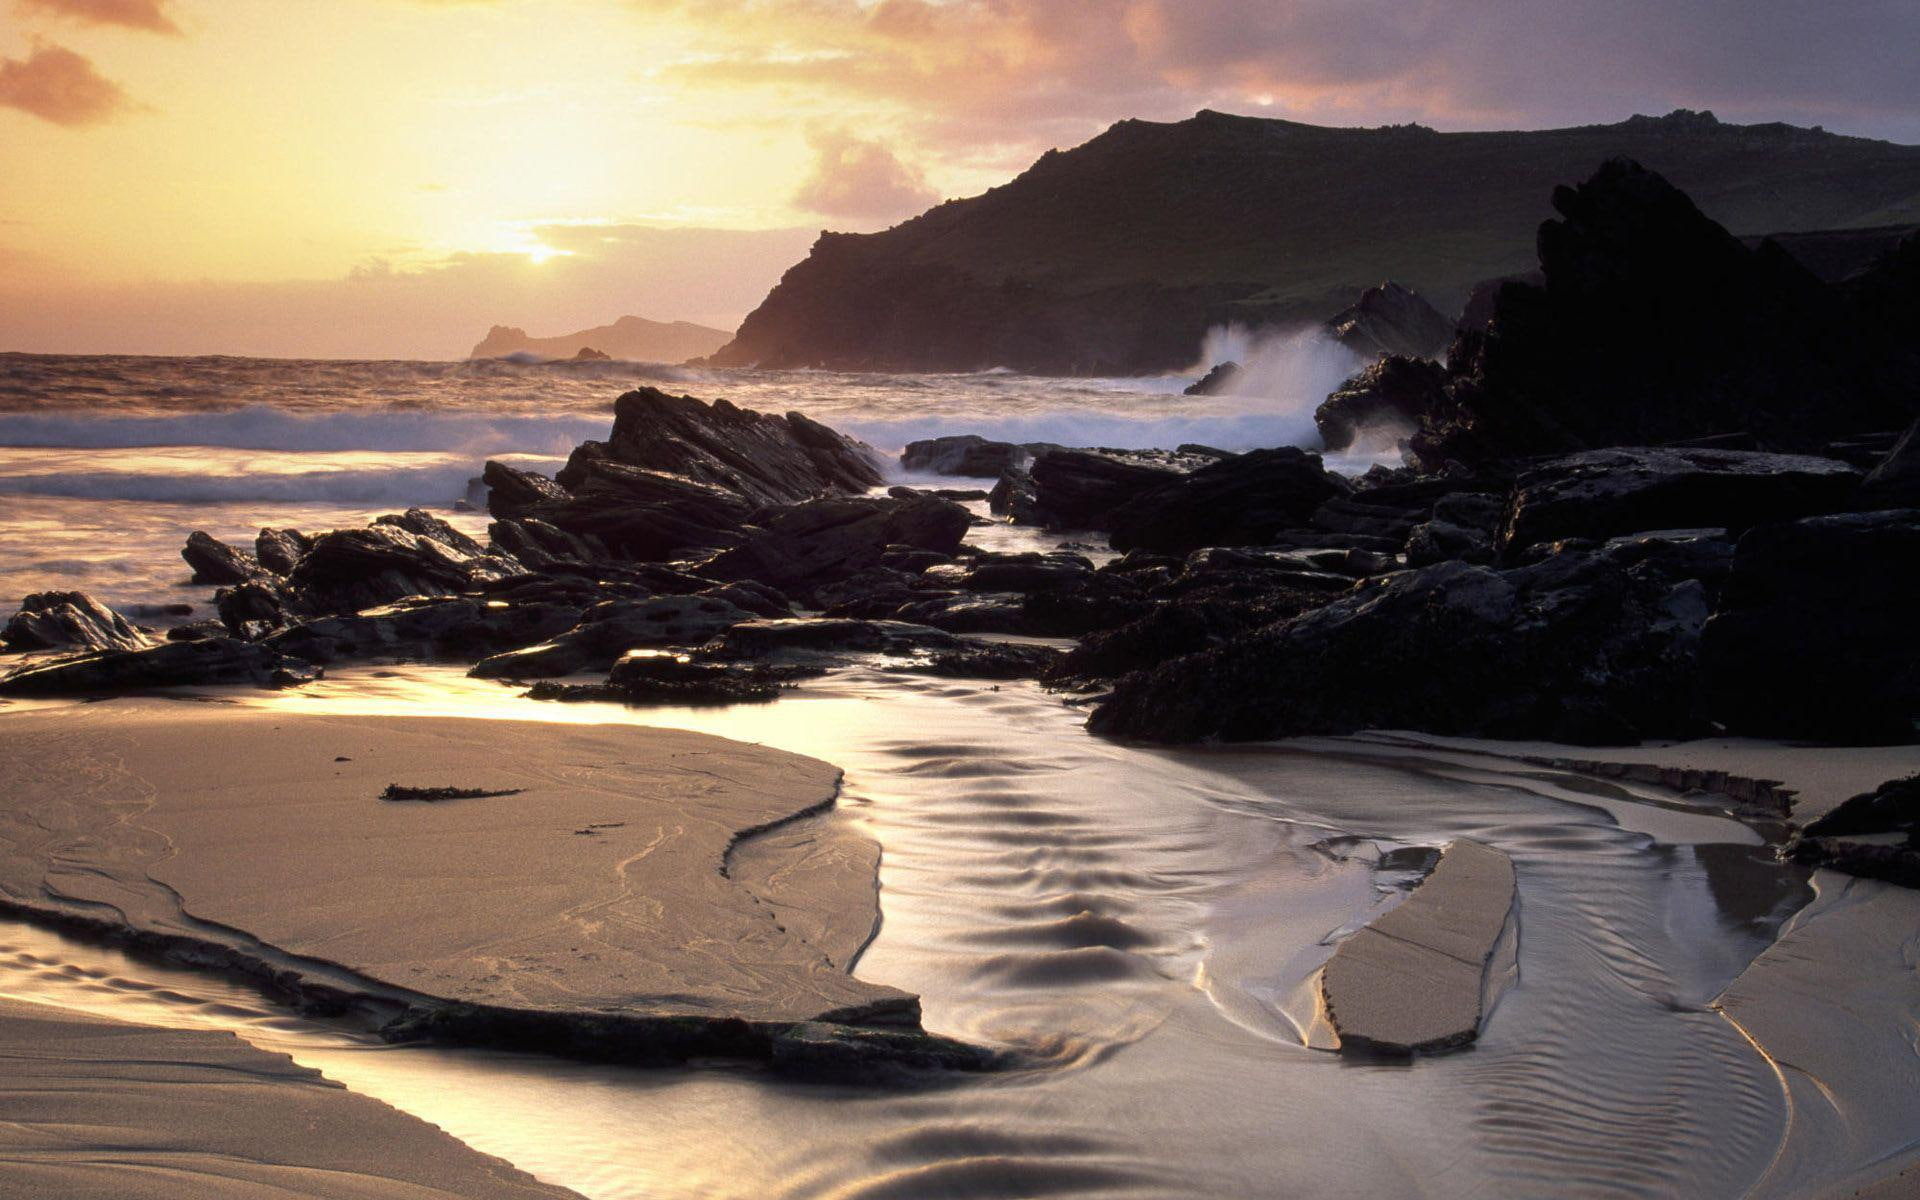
[711,109,1920,374]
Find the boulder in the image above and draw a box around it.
[1106,448,1350,555]
[265,596,581,666]
[1316,356,1449,453]
[702,495,970,598]
[900,435,1053,478]
[1325,281,1454,361]
[0,637,317,695]
[181,531,262,584]
[1183,361,1243,396]
[2,592,152,654]
[1026,449,1191,530]
[560,388,884,506]
[1701,509,1920,743]
[1090,531,1734,745]
[254,528,312,576]
[285,523,514,616]
[1854,417,1920,510]
[469,594,753,679]
[481,461,569,520]
[521,460,754,561]
[1500,447,1862,554]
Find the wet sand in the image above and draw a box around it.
[0,995,580,1199]
[0,702,915,1052]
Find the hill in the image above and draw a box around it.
[711,109,1920,374]
[470,315,732,363]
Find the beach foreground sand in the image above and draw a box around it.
[0,700,917,1056]
[0,995,584,1199]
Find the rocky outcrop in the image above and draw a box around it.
[560,388,883,507]
[1786,776,1920,887]
[1499,447,1862,554]
[1106,448,1349,555]
[1408,159,1920,468]
[1315,357,1448,453]
[181,531,263,584]
[703,495,970,600]
[253,527,312,576]
[710,110,1920,375]
[481,461,569,520]
[1,592,152,654]
[1701,509,1920,743]
[1025,449,1203,530]
[1091,531,1732,745]
[1183,361,1243,396]
[901,435,1055,478]
[1326,282,1453,361]
[0,637,317,695]
[469,594,753,679]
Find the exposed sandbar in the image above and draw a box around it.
[0,700,932,1063]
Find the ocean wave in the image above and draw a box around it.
[0,407,612,455]
[0,461,494,506]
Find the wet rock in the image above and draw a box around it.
[520,461,755,561]
[487,517,611,568]
[1320,839,1515,1055]
[1047,588,1326,684]
[1092,533,1733,745]
[1025,449,1193,530]
[527,653,793,706]
[2,592,152,654]
[266,596,581,666]
[286,521,521,616]
[181,531,263,584]
[165,619,228,642]
[925,551,1095,594]
[1500,447,1863,555]
[1404,493,1503,566]
[1018,571,1156,637]
[1106,448,1350,555]
[0,637,318,695]
[702,495,970,599]
[1183,361,1243,396]
[892,593,1033,635]
[254,528,312,576]
[1326,281,1454,361]
[1855,417,1920,510]
[373,508,487,557]
[706,617,961,661]
[987,468,1041,524]
[1316,356,1448,453]
[481,461,569,520]
[469,594,753,679]
[901,435,1054,478]
[1701,509,1920,743]
[769,1021,997,1078]
[561,388,883,506]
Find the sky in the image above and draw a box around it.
[2,0,1918,359]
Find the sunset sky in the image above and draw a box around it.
[3,0,1918,359]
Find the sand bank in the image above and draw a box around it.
[0,700,945,1063]
[0,995,581,1199]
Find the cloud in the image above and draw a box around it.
[0,43,140,127]
[16,0,180,35]
[639,0,1920,158]
[792,129,939,221]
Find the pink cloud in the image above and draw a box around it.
[0,43,140,127]
[792,129,939,221]
[17,0,180,35]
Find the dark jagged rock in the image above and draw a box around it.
[1701,509,1920,743]
[373,508,488,557]
[1106,448,1350,555]
[382,784,525,802]
[265,596,582,666]
[469,595,753,679]
[1026,449,1201,530]
[923,552,1095,594]
[1183,361,1242,396]
[254,528,312,576]
[1316,357,1449,453]
[481,461,569,520]
[1499,447,1862,554]
[987,468,1040,524]
[487,518,611,568]
[0,637,318,695]
[900,435,1055,478]
[1855,418,1920,510]
[1091,531,1734,745]
[1786,777,1920,887]
[559,388,883,506]
[1409,160,1920,468]
[892,593,1033,636]
[710,110,1920,375]
[706,617,961,660]
[182,531,263,584]
[1019,571,1156,637]
[1405,493,1503,566]
[520,461,755,561]
[1326,282,1454,360]
[286,521,520,616]
[702,495,970,599]
[2,592,152,654]
[1046,587,1328,684]
[527,653,793,706]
